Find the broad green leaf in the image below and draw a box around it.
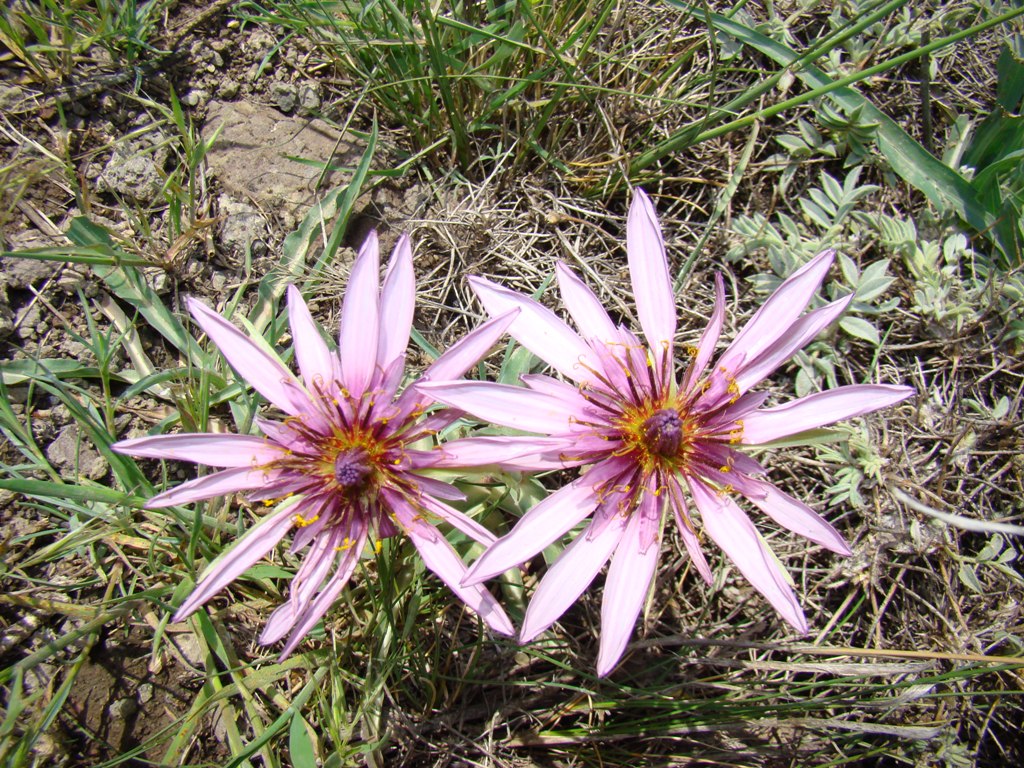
[839,316,881,345]
[289,714,318,768]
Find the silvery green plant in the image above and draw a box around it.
[729,169,895,347]
[768,105,882,194]
[870,213,990,335]
[817,424,890,509]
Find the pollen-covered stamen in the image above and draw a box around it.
[642,408,684,458]
[334,447,372,489]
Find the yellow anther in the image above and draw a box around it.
[293,513,320,527]
[374,539,383,554]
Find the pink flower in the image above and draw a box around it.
[420,190,914,676]
[115,232,515,657]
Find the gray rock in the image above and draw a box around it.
[45,425,108,481]
[298,84,320,115]
[108,697,138,719]
[182,89,210,108]
[142,267,172,295]
[98,144,166,204]
[270,81,298,113]
[14,302,43,340]
[217,80,240,100]
[245,29,277,59]
[0,300,13,341]
[217,194,267,257]
[56,263,91,293]
[0,85,24,112]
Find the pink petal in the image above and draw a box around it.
[627,189,676,367]
[427,435,580,471]
[463,458,626,586]
[394,311,518,419]
[417,494,497,546]
[739,478,852,555]
[173,505,296,621]
[114,433,284,467]
[276,522,366,658]
[555,261,618,344]
[260,528,340,644]
[256,417,315,454]
[519,512,629,643]
[670,490,713,584]
[410,474,467,502]
[521,373,588,403]
[469,276,597,384]
[717,249,835,373]
[596,495,662,676]
[187,297,305,416]
[733,294,853,395]
[145,466,277,508]
[690,480,808,633]
[289,497,335,552]
[424,311,517,382]
[387,490,514,636]
[740,384,915,444]
[338,231,381,399]
[377,234,415,371]
[287,285,337,392]
[682,272,726,392]
[416,381,578,434]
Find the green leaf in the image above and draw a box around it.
[958,562,984,595]
[64,218,208,365]
[839,316,881,345]
[0,478,149,507]
[289,714,318,768]
[0,358,109,385]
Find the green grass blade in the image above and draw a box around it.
[654,1,1022,238]
[0,478,150,507]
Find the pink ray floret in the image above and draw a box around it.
[420,190,914,676]
[115,232,515,657]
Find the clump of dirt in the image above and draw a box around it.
[61,630,203,765]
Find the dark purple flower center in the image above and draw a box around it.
[334,448,371,489]
[642,408,683,458]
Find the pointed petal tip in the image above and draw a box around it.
[359,228,380,253]
[170,607,190,624]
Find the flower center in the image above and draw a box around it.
[334,447,372,490]
[642,408,683,458]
